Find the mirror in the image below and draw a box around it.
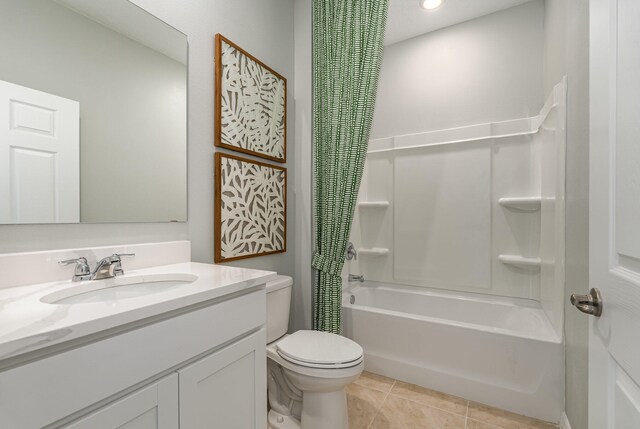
[0,0,187,224]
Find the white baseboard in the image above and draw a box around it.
[559,412,572,429]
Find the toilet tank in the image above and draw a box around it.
[266,275,293,343]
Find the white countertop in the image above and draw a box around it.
[0,262,276,363]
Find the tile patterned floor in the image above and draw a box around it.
[347,372,559,429]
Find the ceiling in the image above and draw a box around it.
[385,0,536,46]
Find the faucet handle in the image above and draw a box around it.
[59,257,91,279]
[111,253,135,276]
[112,253,135,259]
[345,242,357,261]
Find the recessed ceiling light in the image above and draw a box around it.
[420,0,444,10]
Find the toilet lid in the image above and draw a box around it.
[276,330,363,367]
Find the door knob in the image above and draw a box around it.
[570,288,603,317]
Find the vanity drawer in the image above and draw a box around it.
[0,289,265,429]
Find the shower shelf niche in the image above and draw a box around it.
[357,248,390,257]
[357,201,390,209]
[498,197,541,211]
[498,254,541,269]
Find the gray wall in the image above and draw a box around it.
[292,0,313,331]
[0,0,296,279]
[371,1,545,140]
[544,0,590,428]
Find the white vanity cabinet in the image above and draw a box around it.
[0,287,268,429]
[179,331,266,428]
[63,374,179,429]
[62,329,266,429]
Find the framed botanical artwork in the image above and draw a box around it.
[215,34,287,163]
[214,152,287,263]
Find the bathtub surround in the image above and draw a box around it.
[353,79,567,334]
[311,0,389,333]
[346,80,567,424]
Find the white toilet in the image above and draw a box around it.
[266,275,364,429]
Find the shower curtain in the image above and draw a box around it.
[312,0,389,333]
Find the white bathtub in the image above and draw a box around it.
[342,281,564,423]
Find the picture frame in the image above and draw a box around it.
[215,34,287,163]
[214,152,287,263]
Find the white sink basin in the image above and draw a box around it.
[41,273,198,305]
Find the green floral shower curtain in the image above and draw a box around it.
[312,0,389,333]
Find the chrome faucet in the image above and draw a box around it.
[92,253,135,280]
[59,257,92,282]
[59,253,135,282]
[348,274,365,282]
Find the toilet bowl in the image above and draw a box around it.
[266,276,364,429]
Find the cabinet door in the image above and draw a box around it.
[63,374,178,429]
[179,329,266,429]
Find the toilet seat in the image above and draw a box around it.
[275,330,364,369]
[278,351,363,369]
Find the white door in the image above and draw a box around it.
[62,374,179,429]
[179,330,267,429]
[588,0,640,427]
[0,79,80,223]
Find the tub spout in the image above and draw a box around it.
[348,274,364,282]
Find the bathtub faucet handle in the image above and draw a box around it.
[346,242,357,261]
